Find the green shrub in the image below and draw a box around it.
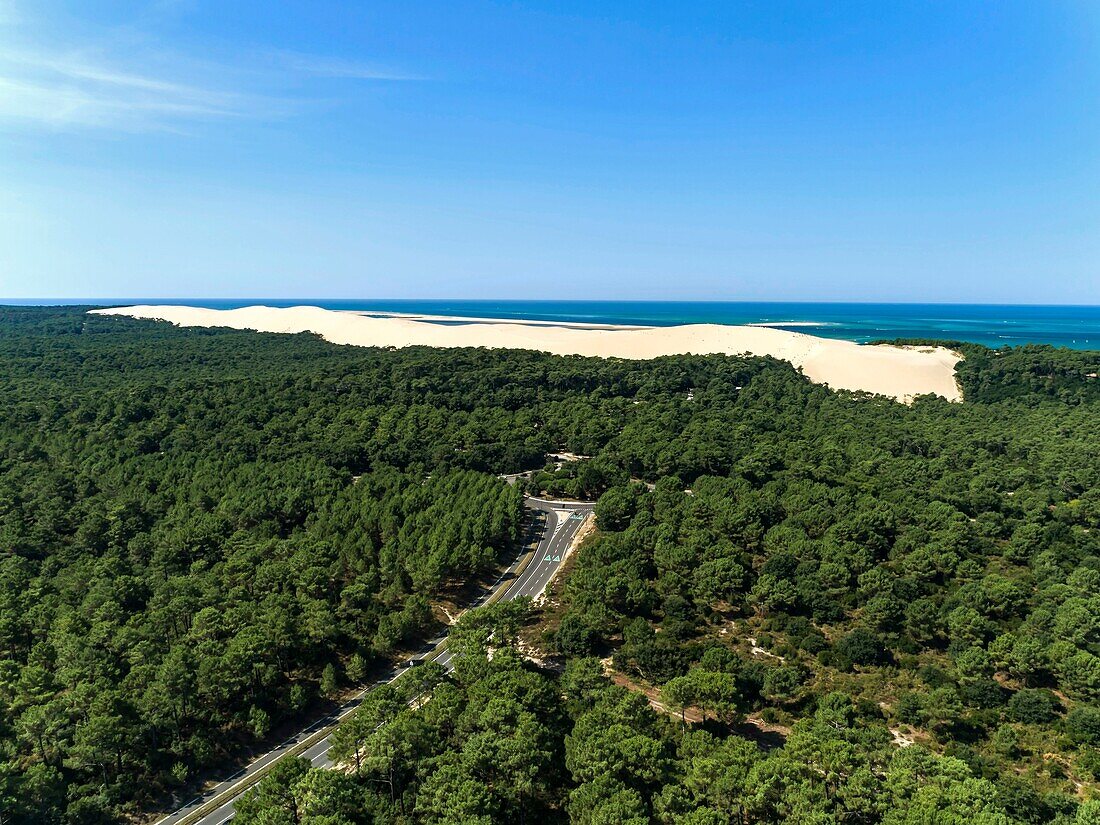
[1007,688,1061,724]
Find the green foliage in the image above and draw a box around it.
[953,343,1100,404]
[594,484,642,532]
[234,640,1037,824]
[321,663,340,697]
[526,457,628,501]
[1007,689,1061,725]
[1,307,1098,822]
[835,627,890,668]
[0,309,546,820]
[1067,706,1100,747]
[555,612,601,656]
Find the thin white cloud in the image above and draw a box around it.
[0,75,241,130]
[0,49,260,130]
[278,52,426,82]
[2,48,244,100]
[9,49,214,94]
[0,8,421,132]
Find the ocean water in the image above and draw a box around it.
[14,299,1100,349]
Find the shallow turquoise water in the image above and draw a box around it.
[15,299,1100,349]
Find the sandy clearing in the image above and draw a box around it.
[89,304,963,402]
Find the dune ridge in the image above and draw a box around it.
[90,305,963,402]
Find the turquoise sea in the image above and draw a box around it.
[14,300,1100,349]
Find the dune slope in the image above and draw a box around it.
[90,305,963,402]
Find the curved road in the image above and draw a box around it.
[158,495,592,825]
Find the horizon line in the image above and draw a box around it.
[4,298,1100,309]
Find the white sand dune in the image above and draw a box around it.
[90,305,963,402]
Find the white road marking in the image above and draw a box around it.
[169,501,589,825]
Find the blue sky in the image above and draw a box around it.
[1,1,1097,303]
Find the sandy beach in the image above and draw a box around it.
[90,305,963,402]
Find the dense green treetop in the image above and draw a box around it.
[0,306,1097,823]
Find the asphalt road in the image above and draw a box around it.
[159,495,592,825]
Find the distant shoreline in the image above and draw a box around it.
[345,310,652,331]
[352,310,831,332]
[18,298,1099,349]
[90,304,965,403]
